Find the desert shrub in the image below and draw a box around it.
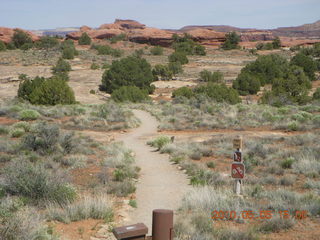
[111,86,150,103]
[90,62,99,70]
[168,51,189,65]
[60,39,78,56]
[18,109,40,120]
[193,44,206,55]
[12,29,32,49]
[133,49,144,58]
[20,42,33,50]
[28,77,76,105]
[258,216,294,233]
[62,47,75,59]
[35,36,59,49]
[313,88,320,100]
[3,160,76,204]
[0,206,55,240]
[280,175,296,186]
[17,75,45,102]
[233,72,261,95]
[147,136,171,150]
[199,70,224,83]
[168,61,183,75]
[6,42,16,50]
[172,87,194,98]
[52,58,71,74]
[47,194,113,223]
[206,162,216,169]
[290,53,317,81]
[101,56,155,94]
[78,32,91,45]
[280,157,295,169]
[92,44,123,57]
[221,32,240,50]
[0,40,6,51]
[150,46,164,55]
[172,33,206,56]
[109,33,126,43]
[194,83,241,104]
[152,64,173,80]
[9,128,25,138]
[108,180,136,197]
[272,37,282,49]
[21,122,59,154]
[0,125,9,135]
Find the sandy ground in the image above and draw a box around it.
[117,110,191,231]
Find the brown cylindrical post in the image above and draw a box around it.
[152,209,173,240]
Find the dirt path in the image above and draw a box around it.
[117,110,191,231]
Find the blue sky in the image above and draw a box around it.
[0,0,319,30]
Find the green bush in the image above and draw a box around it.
[0,40,6,51]
[9,128,25,138]
[90,63,99,70]
[221,32,240,50]
[52,58,71,74]
[150,46,164,55]
[280,157,295,169]
[152,64,173,80]
[194,83,241,104]
[168,62,183,75]
[92,44,123,57]
[101,56,155,94]
[6,42,16,50]
[111,86,150,103]
[18,74,75,105]
[29,77,76,105]
[172,34,206,56]
[35,36,59,49]
[272,37,282,49]
[18,109,40,120]
[290,53,317,81]
[313,88,320,100]
[62,47,75,59]
[20,42,33,50]
[199,70,224,83]
[168,51,189,65]
[147,136,171,150]
[109,33,126,43]
[12,29,32,49]
[233,72,261,95]
[172,87,194,98]
[78,32,91,45]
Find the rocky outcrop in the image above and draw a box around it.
[0,27,39,44]
[114,19,146,29]
[128,28,174,46]
[240,30,275,42]
[67,19,229,46]
[181,28,226,46]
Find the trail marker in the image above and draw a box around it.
[232,136,244,195]
[233,137,243,149]
[231,163,245,179]
[233,151,242,162]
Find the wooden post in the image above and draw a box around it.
[232,136,244,195]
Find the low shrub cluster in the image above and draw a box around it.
[199,70,224,83]
[172,33,206,56]
[78,32,91,45]
[91,44,123,57]
[111,86,150,103]
[61,40,78,59]
[221,32,240,50]
[150,46,164,55]
[256,37,281,50]
[172,83,241,105]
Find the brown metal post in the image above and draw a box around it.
[152,209,173,240]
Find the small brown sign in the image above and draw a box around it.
[233,151,242,162]
[231,162,245,179]
[233,137,243,149]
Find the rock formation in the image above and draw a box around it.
[0,27,39,44]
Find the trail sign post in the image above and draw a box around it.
[232,136,244,195]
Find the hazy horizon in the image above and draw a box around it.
[0,0,319,30]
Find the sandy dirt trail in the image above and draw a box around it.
[117,110,191,231]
